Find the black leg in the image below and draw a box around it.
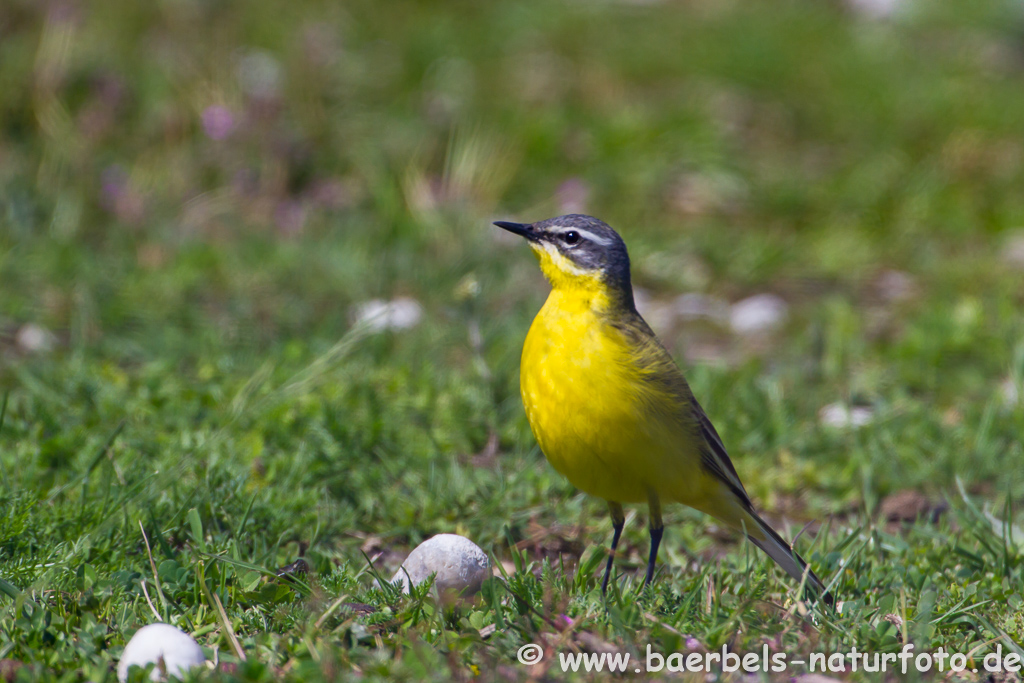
[644,525,664,587]
[643,492,663,587]
[601,502,625,594]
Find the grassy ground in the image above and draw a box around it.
[2,0,1024,680]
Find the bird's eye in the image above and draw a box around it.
[562,231,581,245]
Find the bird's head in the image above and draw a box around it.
[494,214,634,307]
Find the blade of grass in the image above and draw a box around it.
[198,561,246,661]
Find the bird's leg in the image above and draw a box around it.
[601,502,625,594]
[644,492,664,587]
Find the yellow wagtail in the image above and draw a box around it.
[495,214,832,605]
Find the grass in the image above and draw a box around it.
[2,0,1024,679]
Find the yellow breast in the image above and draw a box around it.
[520,288,714,505]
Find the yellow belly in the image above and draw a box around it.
[520,291,718,507]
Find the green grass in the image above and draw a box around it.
[2,0,1024,679]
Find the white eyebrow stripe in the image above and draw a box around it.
[551,226,613,246]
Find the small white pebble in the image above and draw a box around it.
[117,623,205,682]
[846,0,905,19]
[729,294,788,335]
[819,402,875,429]
[1003,231,1024,270]
[15,324,56,354]
[353,297,423,332]
[390,533,489,604]
[1001,377,1019,407]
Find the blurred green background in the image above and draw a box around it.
[1,0,1023,679]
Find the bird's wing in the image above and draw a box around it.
[691,399,752,508]
[616,312,752,508]
[615,311,834,607]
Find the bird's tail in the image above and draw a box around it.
[744,510,835,608]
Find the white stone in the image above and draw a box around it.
[729,294,788,335]
[15,324,56,353]
[1003,231,1024,270]
[390,533,489,604]
[847,0,905,19]
[1001,377,1019,407]
[353,297,423,332]
[117,623,205,682]
[819,402,875,429]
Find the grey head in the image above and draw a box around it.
[493,214,634,305]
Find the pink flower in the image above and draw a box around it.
[201,105,235,140]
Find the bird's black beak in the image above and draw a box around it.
[494,221,538,241]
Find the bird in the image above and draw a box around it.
[495,213,833,606]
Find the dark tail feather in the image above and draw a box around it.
[746,511,835,608]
